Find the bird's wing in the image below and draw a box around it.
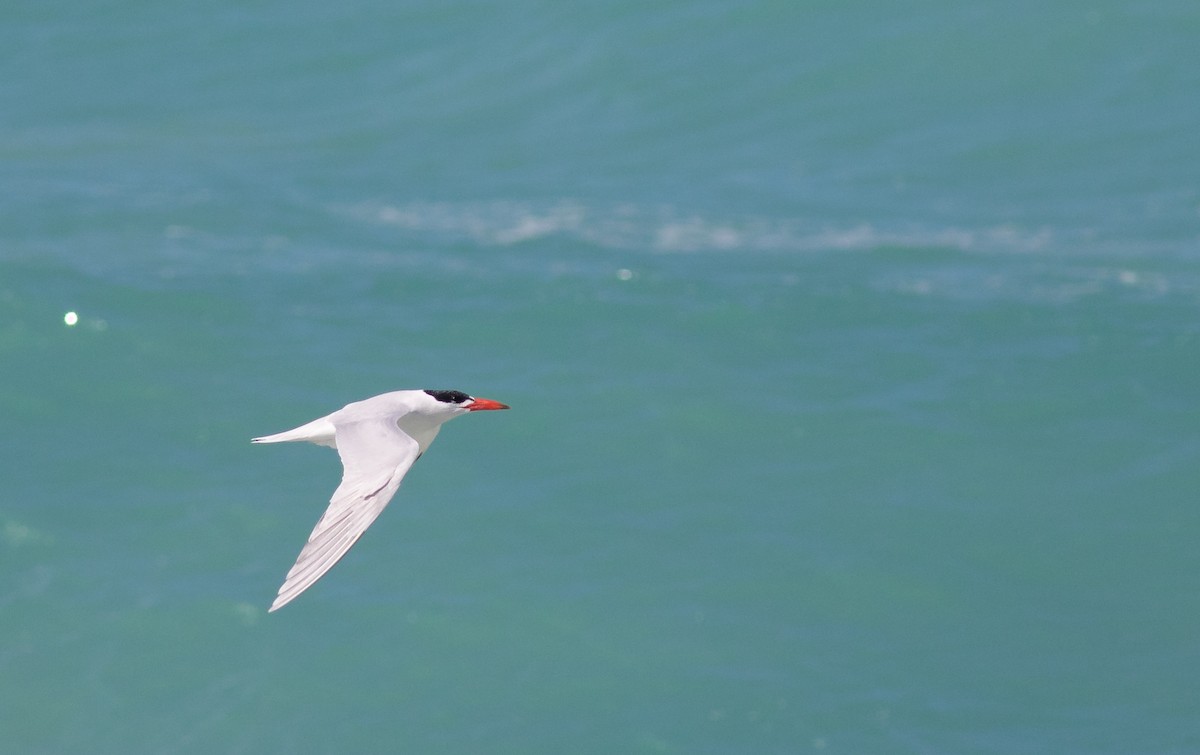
[269,416,421,612]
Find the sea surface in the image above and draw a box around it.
[2,1,1198,752]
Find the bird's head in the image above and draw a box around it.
[422,389,510,417]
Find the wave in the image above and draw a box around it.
[338,199,1068,255]
[328,199,1200,305]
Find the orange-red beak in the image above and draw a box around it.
[468,397,510,411]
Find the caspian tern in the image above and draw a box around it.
[252,389,509,612]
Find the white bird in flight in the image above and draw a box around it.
[252,389,510,612]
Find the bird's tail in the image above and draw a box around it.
[251,417,337,448]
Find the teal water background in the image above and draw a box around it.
[3,2,1198,752]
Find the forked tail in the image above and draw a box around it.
[251,416,337,448]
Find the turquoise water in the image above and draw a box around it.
[3,1,1198,752]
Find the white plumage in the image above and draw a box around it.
[252,389,509,612]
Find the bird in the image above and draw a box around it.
[252,389,509,612]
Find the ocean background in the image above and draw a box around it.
[3,1,1198,752]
